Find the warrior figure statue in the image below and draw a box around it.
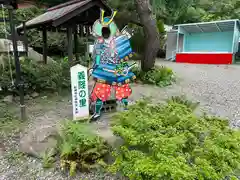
[89,9,136,120]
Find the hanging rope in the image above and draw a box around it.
[1,4,14,86]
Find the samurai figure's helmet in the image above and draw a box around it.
[92,9,119,39]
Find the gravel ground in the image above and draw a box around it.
[155,61,240,128]
[1,61,240,180]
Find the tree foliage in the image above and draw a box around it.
[151,0,240,24]
[109,0,240,25]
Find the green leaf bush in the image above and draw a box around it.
[0,56,70,96]
[109,99,240,180]
[58,121,109,176]
[167,95,200,111]
[132,66,175,87]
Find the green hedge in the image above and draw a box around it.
[0,57,70,96]
[132,66,176,87]
[109,99,240,180]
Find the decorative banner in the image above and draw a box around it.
[70,64,89,120]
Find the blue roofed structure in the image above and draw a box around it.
[166,19,240,64]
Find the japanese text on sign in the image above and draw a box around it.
[74,86,78,114]
[78,71,87,108]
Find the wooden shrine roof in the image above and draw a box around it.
[0,0,18,9]
[17,0,111,31]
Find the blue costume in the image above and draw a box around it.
[90,9,136,120]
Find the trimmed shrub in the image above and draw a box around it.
[0,56,70,96]
[109,99,240,180]
[167,95,200,111]
[132,66,175,87]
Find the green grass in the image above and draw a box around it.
[0,118,24,138]
[0,103,25,138]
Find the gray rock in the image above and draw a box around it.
[28,47,55,64]
[95,128,123,148]
[3,95,13,103]
[13,96,20,102]
[14,95,32,101]
[31,92,39,98]
[0,54,7,69]
[41,96,48,99]
[24,95,31,100]
[95,128,124,165]
[19,125,59,158]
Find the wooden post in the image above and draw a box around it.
[74,27,79,62]
[23,21,28,56]
[80,25,83,37]
[67,26,73,62]
[42,28,47,64]
[8,6,26,121]
[85,25,89,66]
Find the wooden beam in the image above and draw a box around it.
[42,28,47,64]
[8,34,26,41]
[38,27,67,33]
[23,21,28,56]
[8,6,26,121]
[94,0,112,16]
[74,27,79,62]
[0,0,18,9]
[80,25,83,37]
[67,26,73,62]
[0,17,9,22]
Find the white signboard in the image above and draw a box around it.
[10,45,25,52]
[70,64,89,120]
[0,39,26,52]
[89,44,94,54]
[121,26,133,39]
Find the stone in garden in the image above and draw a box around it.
[31,92,39,98]
[95,126,124,148]
[15,95,33,101]
[3,95,13,103]
[94,128,123,164]
[19,125,59,158]
[14,96,20,102]
[41,96,48,99]
[24,95,31,100]
[28,47,55,64]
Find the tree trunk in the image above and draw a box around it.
[134,0,160,71]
